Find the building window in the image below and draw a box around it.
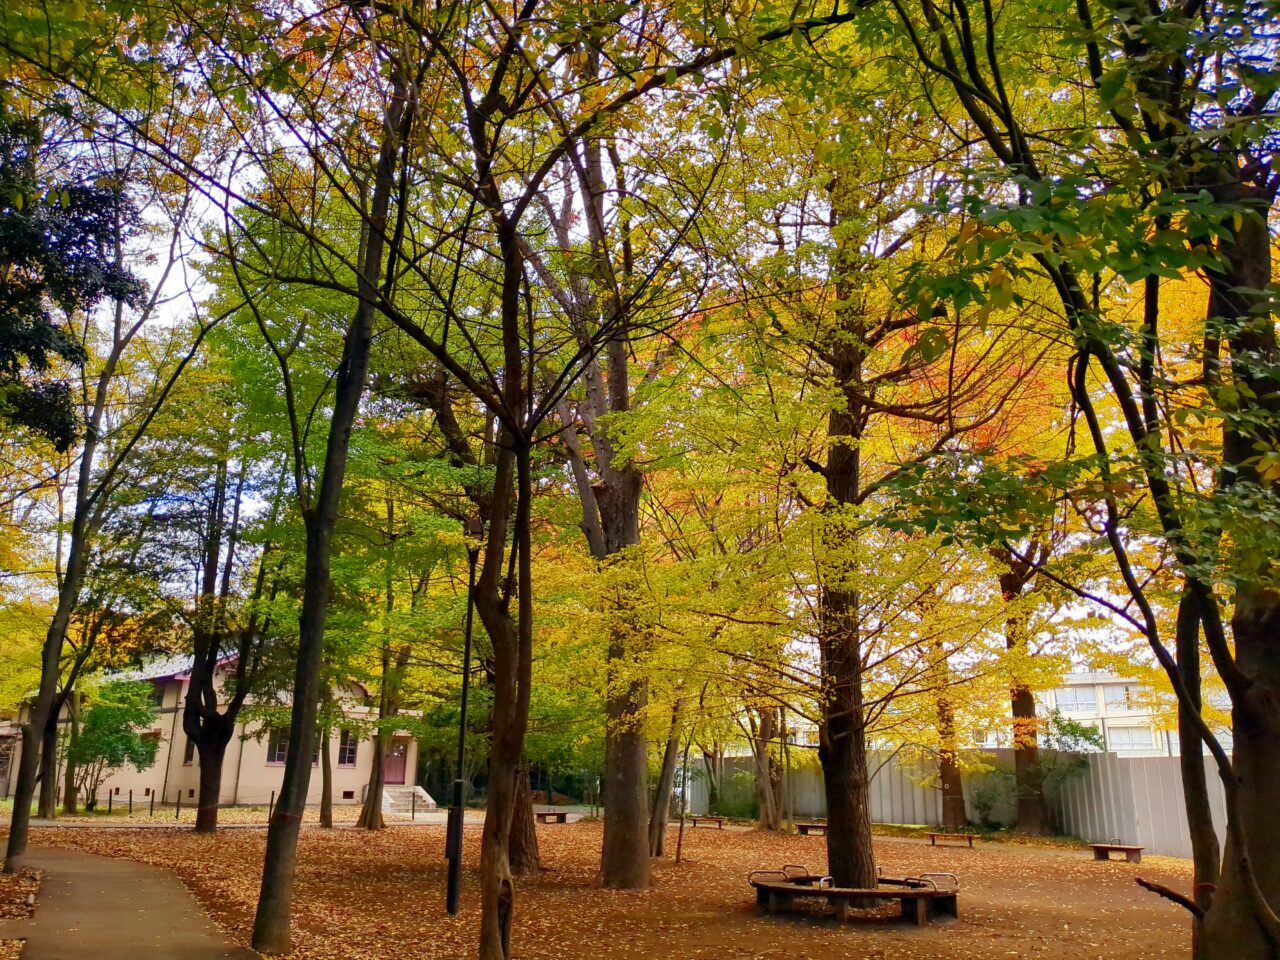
[267,728,320,765]
[338,729,358,767]
[1108,726,1154,751]
[341,790,355,800]
[1055,687,1097,712]
[184,738,196,765]
[1103,684,1137,710]
[151,682,165,707]
[267,728,289,765]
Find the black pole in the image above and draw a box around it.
[175,792,180,820]
[446,531,480,916]
[268,789,275,822]
[108,791,112,814]
[129,789,133,815]
[150,792,155,817]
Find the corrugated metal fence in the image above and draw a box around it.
[685,749,1221,859]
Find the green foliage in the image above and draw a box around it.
[1034,710,1105,794]
[69,681,159,807]
[0,102,144,451]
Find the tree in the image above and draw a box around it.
[68,681,159,808]
[868,0,1279,953]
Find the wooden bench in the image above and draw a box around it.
[928,832,977,848]
[535,810,568,824]
[748,869,959,926]
[1090,842,1143,863]
[690,815,725,829]
[796,822,827,836]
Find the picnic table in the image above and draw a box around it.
[748,864,959,926]
[689,815,725,829]
[1090,842,1143,863]
[535,810,568,824]
[796,822,827,836]
[927,832,978,848]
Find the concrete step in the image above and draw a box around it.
[381,785,436,813]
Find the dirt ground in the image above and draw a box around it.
[20,822,1190,959]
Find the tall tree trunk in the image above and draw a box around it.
[649,700,683,857]
[748,707,783,831]
[1198,185,1280,960]
[1175,587,1218,958]
[937,696,966,831]
[601,639,650,887]
[998,550,1050,835]
[357,731,388,830]
[508,762,540,874]
[319,726,333,829]
[701,745,723,813]
[814,170,877,890]
[61,692,79,815]
[36,712,59,820]
[474,440,533,960]
[249,69,409,954]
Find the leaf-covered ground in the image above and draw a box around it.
[20,822,1189,959]
[0,866,41,960]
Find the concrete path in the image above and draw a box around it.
[0,847,256,959]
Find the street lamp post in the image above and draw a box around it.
[446,517,482,915]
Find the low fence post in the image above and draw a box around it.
[107,791,112,814]
[128,789,133,815]
[268,790,275,821]
[150,792,155,817]
[175,792,181,820]
[412,792,416,820]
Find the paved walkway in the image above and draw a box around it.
[0,847,256,959]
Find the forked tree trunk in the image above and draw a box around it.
[194,736,229,834]
[649,700,683,857]
[508,762,540,874]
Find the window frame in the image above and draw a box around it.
[266,728,289,765]
[337,729,358,768]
